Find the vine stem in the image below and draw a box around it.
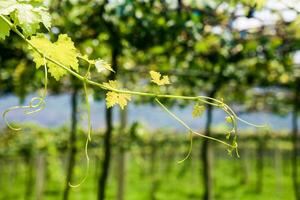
[0,14,223,105]
[0,14,262,151]
[2,55,48,130]
[155,98,236,149]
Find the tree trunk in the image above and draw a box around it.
[177,0,182,13]
[292,80,300,200]
[25,155,34,200]
[35,153,45,200]
[98,47,118,200]
[63,88,78,200]
[117,108,128,200]
[200,67,225,200]
[98,107,113,200]
[201,101,214,200]
[256,136,264,193]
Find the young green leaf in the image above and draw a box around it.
[0,1,51,36]
[149,70,170,86]
[192,104,205,118]
[29,34,78,80]
[78,55,114,73]
[106,91,131,110]
[0,17,10,40]
[103,80,118,89]
[95,59,114,73]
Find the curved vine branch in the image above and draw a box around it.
[0,13,267,149]
[0,7,266,185]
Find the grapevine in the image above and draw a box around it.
[0,0,266,186]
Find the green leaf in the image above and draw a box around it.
[0,1,51,36]
[0,17,10,40]
[150,70,170,86]
[106,91,131,110]
[192,104,205,118]
[103,80,131,109]
[103,80,119,89]
[79,55,114,73]
[0,0,17,15]
[29,34,79,80]
[95,59,114,73]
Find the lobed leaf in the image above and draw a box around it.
[106,91,131,110]
[29,34,78,80]
[0,0,51,36]
[103,80,119,89]
[149,70,170,86]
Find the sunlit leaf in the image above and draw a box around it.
[0,0,51,36]
[106,91,131,110]
[95,59,114,73]
[149,70,170,86]
[103,80,118,89]
[29,34,78,80]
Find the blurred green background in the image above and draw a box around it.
[0,0,299,200]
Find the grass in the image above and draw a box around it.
[0,141,297,200]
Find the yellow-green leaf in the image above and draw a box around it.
[192,104,205,118]
[95,59,114,73]
[78,55,114,73]
[0,2,51,36]
[103,80,119,89]
[0,16,10,40]
[29,34,78,80]
[150,70,170,86]
[106,91,131,110]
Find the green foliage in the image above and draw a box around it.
[106,91,131,110]
[0,0,277,187]
[150,70,170,86]
[103,80,132,109]
[0,0,51,36]
[192,104,205,118]
[79,55,114,73]
[95,59,114,73]
[103,80,119,89]
[0,16,10,39]
[29,34,78,80]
